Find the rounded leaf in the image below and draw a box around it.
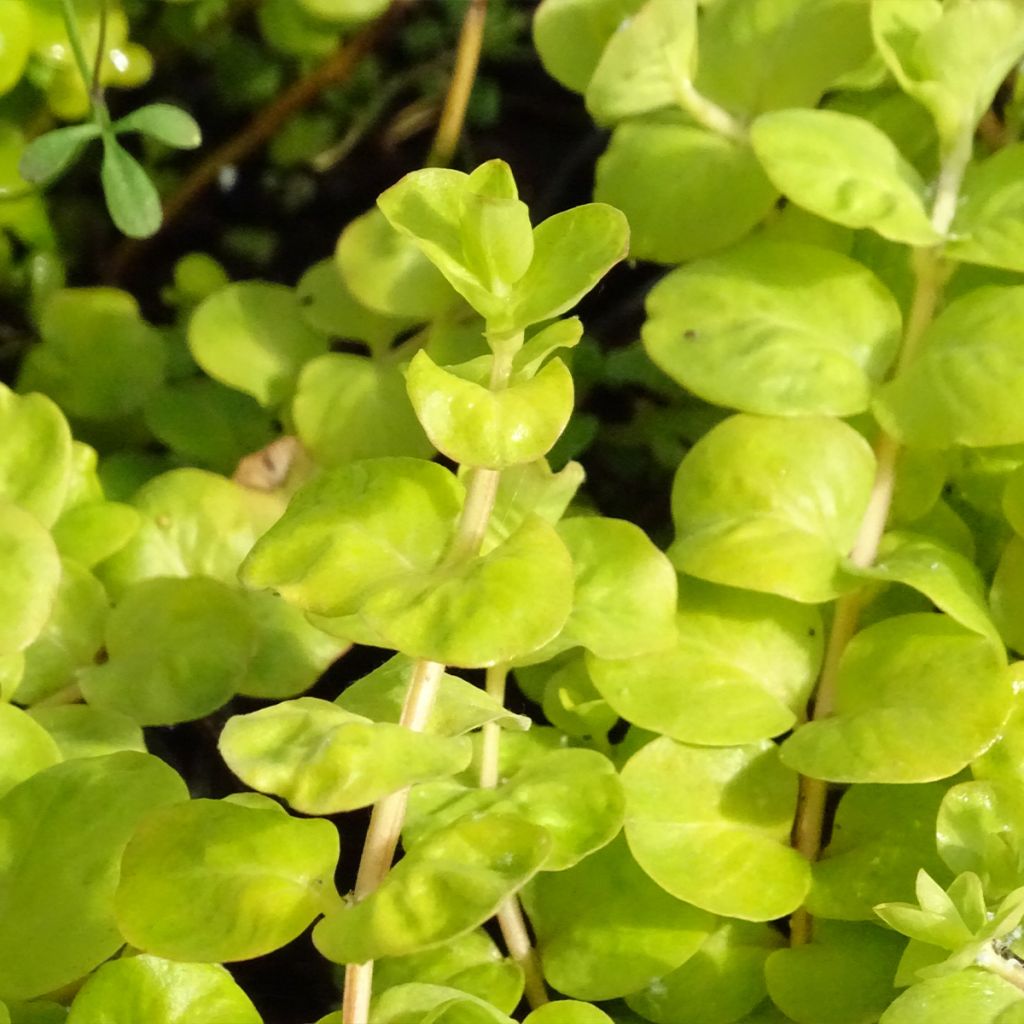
[525,1004,614,1024]
[66,956,261,1024]
[188,282,329,407]
[670,415,876,603]
[0,500,61,655]
[642,241,901,417]
[0,752,188,1001]
[622,737,810,921]
[879,970,1024,1024]
[406,352,573,469]
[0,704,61,798]
[27,705,145,762]
[0,0,30,95]
[219,697,471,814]
[780,614,1011,784]
[116,799,339,962]
[588,576,822,745]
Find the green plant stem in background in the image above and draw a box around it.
[673,76,745,142]
[790,133,974,947]
[342,340,518,1024]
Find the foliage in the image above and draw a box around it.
[3,1,1024,1024]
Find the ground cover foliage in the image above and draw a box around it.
[4,0,1024,1022]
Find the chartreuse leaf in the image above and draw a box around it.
[765,921,904,1024]
[116,798,339,961]
[483,458,584,549]
[335,207,457,321]
[219,697,471,814]
[293,353,433,466]
[188,282,329,407]
[595,121,776,264]
[750,110,940,246]
[335,515,575,668]
[845,531,999,645]
[28,705,144,761]
[669,415,875,603]
[524,517,677,662]
[404,748,623,871]
[66,955,260,1024]
[585,0,696,125]
[14,559,106,705]
[521,835,715,1001]
[112,104,201,149]
[539,655,619,746]
[973,672,1024,786]
[937,780,1024,900]
[992,540,1024,655]
[371,984,514,1024]
[240,458,462,616]
[532,0,644,93]
[314,813,550,963]
[375,929,524,1014]
[622,737,809,920]
[99,468,283,597]
[0,501,61,655]
[336,655,529,736]
[0,752,188,1001]
[1006,467,1024,538]
[880,971,1024,1024]
[236,591,345,699]
[0,704,60,798]
[408,352,574,469]
[52,501,140,568]
[525,1004,614,1024]
[588,576,821,746]
[872,0,1024,150]
[80,577,255,726]
[642,241,901,417]
[781,614,1010,784]
[625,920,783,1024]
[808,783,950,921]
[948,145,1024,274]
[100,137,162,239]
[0,0,30,96]
[19,288,166,422]
[0,385,71,526]
[0,655,22,703]
[875,287,1024,449]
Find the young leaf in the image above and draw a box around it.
[0,500,61,656]
[588,576,821,746]
[780,614,1011,784]
[112,103,201,149]
[879,970,1024,1024]
[750,109,940,246]
[642,240,901,417]
[188,282,329,408]
[521,835,715,1001]
[218,697,472,814]
[116,799,339,961]
[621,737,810,921]
[0,753,188,1001]
[372,984,514,1024]
[99,136,163,239]
[52,500,140,568]
[669,414,876,603]
[0,704,61,799]
[405,351,574,468]
[313,813,550,963]
[66,956,261,1024]
[18,124,100,184]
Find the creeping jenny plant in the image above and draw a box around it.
[8,0,1024,1023]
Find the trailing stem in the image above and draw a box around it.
[789,133,972,947]
[342,342,517,1024]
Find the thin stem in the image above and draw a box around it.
[478,664,507,790]
[58,0,96,108]
[341,338,519,1024]
[426,0,488,167]
[673,76,746,142]
[789,132,971,947]
[978,945,1024,993]
[91,0,108,103]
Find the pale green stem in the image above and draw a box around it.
[342,335,520,1024]
[478,664,549,1008]
[977,945,1024,992]
[789,132,971,947]
[673,76,746,142]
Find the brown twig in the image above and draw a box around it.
[105,0,411,282]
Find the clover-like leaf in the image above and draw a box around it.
[670,414,875,603]
[112,104,201,149]
[0,753,188,1001]
[522,835,715,1001]
[588,576,821,746]
[622,737,810,920]
[750,109,940,245]
[116,798,339,962]
[18,124,99,184]
[782,614,1011,784]
[219,697,471,814]
[313,813,549,963]
[100,136,162,240]
[642,240,901,417]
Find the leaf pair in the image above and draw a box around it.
[19,103,201,238]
